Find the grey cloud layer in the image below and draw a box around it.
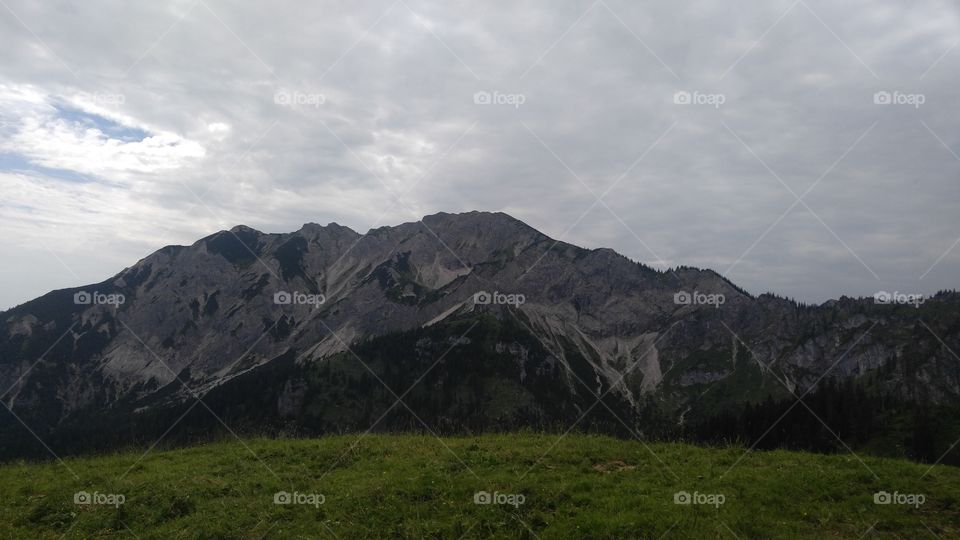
[0,0,958,309]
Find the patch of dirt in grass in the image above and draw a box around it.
[593,460,635,473]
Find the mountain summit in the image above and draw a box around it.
[2,211,958,457]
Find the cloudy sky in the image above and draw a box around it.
[1,0,958,309]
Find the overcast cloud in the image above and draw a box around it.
[1,0,958,309]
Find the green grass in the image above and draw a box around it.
[1,433,958,539]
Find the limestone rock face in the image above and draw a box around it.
[1,211,958,453]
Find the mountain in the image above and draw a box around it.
[2,211,959,459]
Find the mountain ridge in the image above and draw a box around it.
[1,210,958,459]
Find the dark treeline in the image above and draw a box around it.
[684,378,960,466]
[3,376,958,467]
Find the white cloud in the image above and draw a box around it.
[0,85,205,179]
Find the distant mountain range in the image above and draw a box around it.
[2,211,959,459]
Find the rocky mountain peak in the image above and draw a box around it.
[1,211,958,458]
